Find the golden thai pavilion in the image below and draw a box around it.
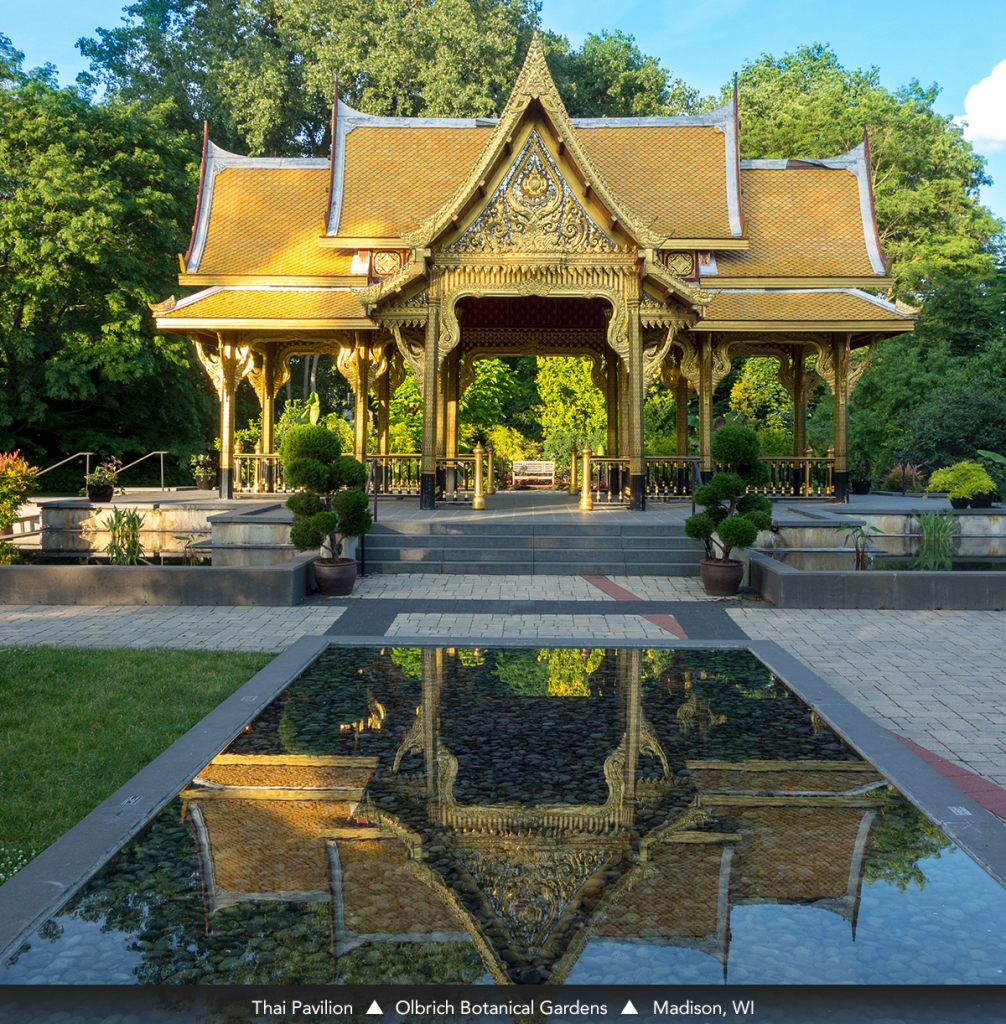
[154,36,915,506]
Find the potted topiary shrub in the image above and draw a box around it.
[280,424,372,595]
[684,425,774,597]
[927,461,996,510]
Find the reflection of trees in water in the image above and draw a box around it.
[863,791,953,892]
[335,940,485,984]
[55,801,333,984]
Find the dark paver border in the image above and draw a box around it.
[4,632,1006,967]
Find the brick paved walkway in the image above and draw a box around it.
[726,606,1006,790]
[0,604,346,651]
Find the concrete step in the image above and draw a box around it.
[366,536,534,552]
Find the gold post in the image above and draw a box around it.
[580,444,593,511]
[472,442,486,510]
[804,446,814,497]
[486,444,495,495]
[568,446,578,495]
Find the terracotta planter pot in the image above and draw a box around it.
[699,558,745,597]
[195,474,216,491]
[313,557,358,596]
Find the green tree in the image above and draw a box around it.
[0,36,211,466]
[727,44,1003,293]
[849,268,1006,474]
[79,4,705,157]
[545,29,709,118]
[535,357,607,436]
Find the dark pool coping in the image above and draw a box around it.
[3,633,1006,966]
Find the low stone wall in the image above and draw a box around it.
[750,550,1006,610]
[0,553,318,606]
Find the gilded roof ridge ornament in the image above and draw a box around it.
[396,34,665,257]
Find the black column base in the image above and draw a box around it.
[219,467,234,499]
[420,473,437,510]
[609,466,621,500]
[834,470,849,503]
[435,465,446,499]
[700,469,713,485]
[629,473,646,510]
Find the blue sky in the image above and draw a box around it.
[5,0,1005,225]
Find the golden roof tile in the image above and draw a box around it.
[702,289,910,325]
[162,287,370,323]
[336,126,493,239]
[714,168,877,278]
[576,126,734,238]
[196,168,352,277]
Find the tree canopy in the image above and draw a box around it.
[728,44,1002,293]
[78,1,702,158]
[0,35,211,467]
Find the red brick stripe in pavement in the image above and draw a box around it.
[891,732,1006,820]
[581,575,689,639]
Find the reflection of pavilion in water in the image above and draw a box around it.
[181,649,886,985]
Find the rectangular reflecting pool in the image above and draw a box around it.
[4,646,1006,986]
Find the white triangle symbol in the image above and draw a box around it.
[367,1001,383,1015]
[622,1001,638,1015]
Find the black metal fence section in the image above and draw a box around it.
[753,456,835,497]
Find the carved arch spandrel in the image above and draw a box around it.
[192,336,254,398]
[337,340,389,395]
[391,325,428,400]
[806,337,876,397]
[640,326,679,392]
[673,334,733,392]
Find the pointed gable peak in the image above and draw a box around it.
[396,33,665,253]
[500,31,561,120]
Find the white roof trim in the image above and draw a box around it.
[171,286,223,312]
[740,142,887,275]
[570,101,734,129]
[187,143,328,273]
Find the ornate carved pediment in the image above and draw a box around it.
[448,130,617,256]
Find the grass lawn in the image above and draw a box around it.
[0,646,274,880]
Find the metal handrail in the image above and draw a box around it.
[35,452,96,479]
[117,451,171,490]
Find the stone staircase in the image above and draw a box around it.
[359,521,705,575]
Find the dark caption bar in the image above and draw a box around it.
[2,986,1006,1024]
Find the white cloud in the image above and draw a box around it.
[959,60,1006,151]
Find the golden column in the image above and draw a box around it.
[605,347,620,499]
[445,347,460,499]
[832,333,851,501]
[626,290,645,510]
[791,347,807,460]
[697,332,714,477]
[351,335,370,461]
[420,295,440,509]
[194,334,252,499]
[375,348,391,492]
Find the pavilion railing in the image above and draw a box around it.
[234,454,285,495]
[368,454,423,495]
[743,456,835,498]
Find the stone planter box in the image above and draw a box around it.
[0,553,318,606]
[750,549,1006,610]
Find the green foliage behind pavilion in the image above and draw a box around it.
[2,13,1003,478]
